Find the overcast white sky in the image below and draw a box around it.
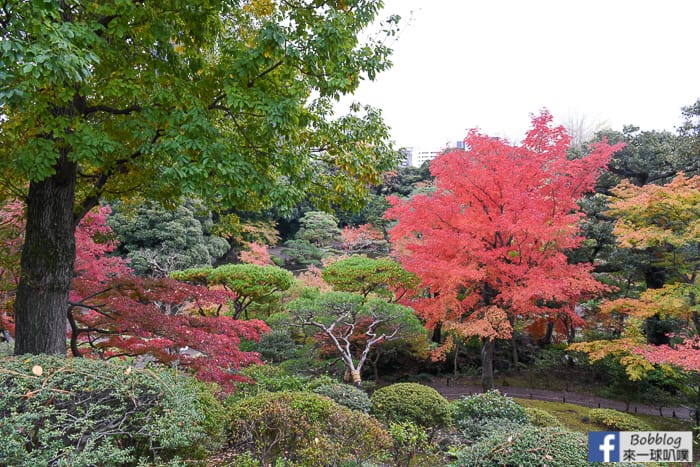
[339,0,700,149]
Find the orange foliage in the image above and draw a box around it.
[239,241,272,266]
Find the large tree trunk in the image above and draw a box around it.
[511,333,518,369]
[481,338,495,390]
[13,158,76,355]
[539,321,554,348]
[431,321,442,344]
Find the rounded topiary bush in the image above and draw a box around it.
[525,406,563,427]
[452,426,588,467]
[312,382,372,412]
[228,390,391,465]
[588,408,653,431]
[451,389,530,441]
[451,389,528,425]
[370,382,451,429]
[0,355,225,466]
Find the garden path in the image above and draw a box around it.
[427,379,695,420]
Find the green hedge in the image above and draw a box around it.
[0,355,225,466]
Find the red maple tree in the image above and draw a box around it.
[0,200,24,339]
[1,205,268,392]
[385,110,622,388]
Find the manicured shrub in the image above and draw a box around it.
[370,383,451,429]
[588,408,653,431]
[228,391,392,465]
[254,329,299,363]
[452,426,589,467]
[451,389,529,425]
[525,406,563,427]
[312,382,372,413]
[0,355,225,466]
[450,390,530,441]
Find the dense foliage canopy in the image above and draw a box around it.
[0,0,400,354]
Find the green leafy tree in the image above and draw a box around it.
[172,263,293,319]
[295,210,342,247]
[595,126,687,188]
[108,200,229,277]
[321,256,424,379]
[0,0,400,354]
[321,255,418,302]
[287,292,423,387]
[281,210,342,268]
[281,238,327,268]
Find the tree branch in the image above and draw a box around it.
[84,104,142,116]
[248,60,285,87]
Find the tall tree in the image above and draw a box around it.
[0,0,399,355]
[575,174,700,351]
[286,292,422,387]
[386,111,622,389]
[108,199,230,277]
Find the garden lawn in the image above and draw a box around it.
[513,398,694,433]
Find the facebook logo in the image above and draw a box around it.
[589,432,620,462]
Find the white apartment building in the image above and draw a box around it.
[401,140,466,167]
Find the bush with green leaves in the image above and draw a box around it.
[452,389,528,425]
[450,390,529,441]
[228,364,310,404]
[254,329,300,363]
[370,383,451,430]
[451,426,589,467]
[525,406,563,427]
[0,355,225,466]
[588,408,653,431]
[228,391,392,465]
[282,238,328,268]
[389,421,441,467]
[312,382,372,413]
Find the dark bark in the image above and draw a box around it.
[691,296,700,335]
[481,338,495,390]
[13,158,77,355]
[431,321,442,344]
[508,316,518,368]
[370,349,381,382]
[511,333,518,368]
[567,325,576,344]
[453,338,460,376]
[538,321,555,348]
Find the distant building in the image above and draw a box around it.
[400,139,466,168]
